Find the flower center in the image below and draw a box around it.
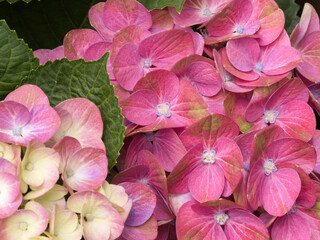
[263,110,279,124]
[66,169,74,178]
[203,8,212,16]
[84,213,94,222]
[214,212,229,225]
[19,222,28,231]
[146,133,154,142]
[224,74,231,82]
[12,128,22,137]
[156,103,171,117]
[244,162,250,171]
[0,151,4,158]
[202,150,216,164]
[143,59,152,68]
[25,162,34,171]
[255,62,263,72]
[263,159,277,175]
[236,25,244,34]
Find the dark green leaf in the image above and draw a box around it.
[276,0,300,35]
[0,0,104,50]
[137,0,186,13]
[23,53,125,169]
[0,20,38,99]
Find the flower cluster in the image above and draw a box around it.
[29,0,320,239]
[0,85,131,240]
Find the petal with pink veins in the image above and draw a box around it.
[271,209,311,240]
[119,182,157,227]
[5,84,49,111]
[185,61,222,97]
[122,90,158,126]
[53,98,105,151]
[83,41,112,61]
[291,3,320,47]
[113,43,144,91]
[63,29,105,60]
[138,30,194,69]
[88,2,114,42]
[188,162,225,202]
[103,0,152,32]
[180,114,239,150]
[260,167,301,216]
[226,38,260,72]
[274,100,316,142]
[224,209,269,240]
[266,138,316,174]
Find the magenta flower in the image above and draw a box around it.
[205,0,284,46]
[247,138,316,216]
[310,130,320,174]
[53,137,108,192]
[168,0,231,27]
[122,70,209,133]
[168,114,243,203]
[291,3,320,83]
[125,129,186,172]
[113,29,195,91]
[176,199,269,240]
[0,85,60,146]
[246,77,316,142]
[113,150,174,221]
[34,45,65,65]
[51,98,105,151]
[222,31,302,87]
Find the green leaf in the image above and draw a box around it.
[23,53,125,169]
[0,0,104,50]
[0,0,35,3]
[0,20,38,99]
[137,0,186,13]
[276,0,300,35]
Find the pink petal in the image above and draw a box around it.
[113,43,144,91]
[214,137,243,196]
[53,98,105,150]
[251,0,285,46]
[260,168,301,216]
[226,38,260,72]
[296,31,320,83]
[33,45,65,65]
[53,136,82,173]
[176,200,227,240]
[167,144,203,194]
[153,129,187,172]
[185,61,222,96]
[262,47,302,75]
[271,210,311,240]
[295,167,316,208]
[119,215,158,240]
[267,138,316,174]
[310,130,320,174]
[221,48,260,81]
[265,77,309,110]
[22,104,61,144]
[275,100,316,142]
[138,30,194,69]
[63,29,104,60]
[88,2,114,42]
[103,0,152,32]
[119,182,157,227]
[83,41,112,61]
[5,84,49,111]
[188,163,225,202]
[150,9,174,33]
[225,209,269,240]
[122,89,158,126]
[179,114,239,151]
[111,26,151,63]
[291,3,320,48]
[133,69,180,103]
